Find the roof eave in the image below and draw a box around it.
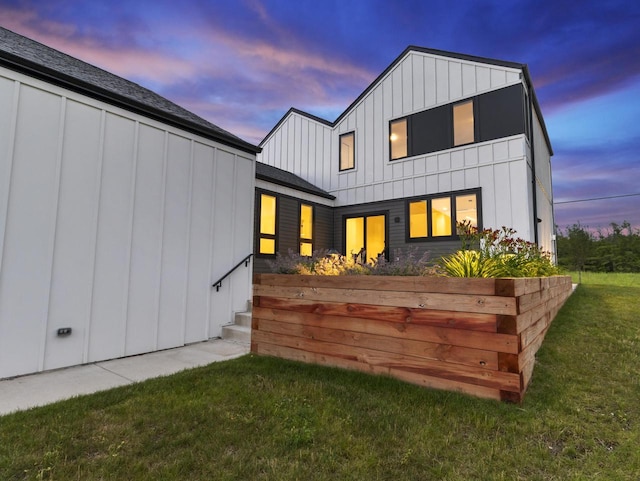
[0,51,261,155]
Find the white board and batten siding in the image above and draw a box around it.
[259,50,536,241]
[0,68,254,379]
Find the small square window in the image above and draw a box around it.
[339,132,355,171]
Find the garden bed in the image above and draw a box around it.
[251,274,573,402]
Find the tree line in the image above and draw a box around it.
[556,221,640,272]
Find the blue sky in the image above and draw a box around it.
[1,0,638,231]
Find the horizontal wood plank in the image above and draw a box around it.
[253,306,519,354]
[254,284,517,315]
[257,296,498,332]
[257,317,499,370]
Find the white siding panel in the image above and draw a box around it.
[184,143,215,343]
[88,113,136,362]
[156,134,192,350]
[44,100,102,370]
[493,141,509,162]
[476,67,491,92]
[392,66,403,117]
[464,167,479,188]
[125,125,165,356]
[424,57,436,107]
[0,85,61,378]
[493,162,512,228]
[462,64,476,97]
[478,165,496,227]
[0,77,17,276]
[509,159,531,239]
[490,68,507,88]
[436,59,449,104]
[451,170,465,190]
[402,57,413,113]
[464,147,478,166]
[449,62,462,100]
[412,54,424,110]
[426,175,438,194]
[451,150,464,170]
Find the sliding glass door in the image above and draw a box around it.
[345,214,386,264]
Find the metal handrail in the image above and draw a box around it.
[211,253,253,292]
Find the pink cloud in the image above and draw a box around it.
[0,6,197,84]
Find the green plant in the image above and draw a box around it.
[441,224,559,277]
[268,247,435,276]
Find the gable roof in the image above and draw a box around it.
[260,46,552,155]
[0,27,260,155]
[255,162,335,200]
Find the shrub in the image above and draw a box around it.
[440,223,559,278]
[267,247,437,276]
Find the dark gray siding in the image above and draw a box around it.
[334,199,461,265]
[253,188,335,274]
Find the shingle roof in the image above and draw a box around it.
[255,162,335,200]
[0,27,260,154]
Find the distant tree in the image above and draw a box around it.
[556,223,594,274]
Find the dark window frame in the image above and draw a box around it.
[339,131,356,172]
[405,188,482,242]
[256,191,278,257]
[342,211,390,263]
[298,202,314,257]
[452,98,476,147]
[389,117,411,161]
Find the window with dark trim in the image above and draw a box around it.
[390,118,408,160]
[258,193,277,255]
[344,213,388,264]
[453,99,474,146]
[406,190,480,241]
[390,84,526,160]
[339,131,355,171]
[299,203,313,256]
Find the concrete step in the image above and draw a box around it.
[234,311,252,327]
[221,323,251,344]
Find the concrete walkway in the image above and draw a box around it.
[0,339,249,417]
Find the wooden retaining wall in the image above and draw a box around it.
[251,274,574,402]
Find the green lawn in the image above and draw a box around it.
[1,274,639,480]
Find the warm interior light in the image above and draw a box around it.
[390,133,398,141]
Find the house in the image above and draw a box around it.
[0,27,259,379]
[254,46,555,273]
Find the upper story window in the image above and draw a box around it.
[407,190,480,241]
[453,100,474,146]
[389,85,528,161]
[299,203,314,256]
[339,132,355,171]
[258,193,277,255]
[389,118,408,160]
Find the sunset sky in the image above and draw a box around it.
[1,0,638,231]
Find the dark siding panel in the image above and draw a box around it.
[314,204,334,252]
[477,84,525,142]
[278,196,299,254]
[333,199,461,263]
[411,104,451,155]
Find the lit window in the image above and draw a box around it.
[390,118,408,160]
[455,194,477,229]
[431,197,452,237]
[409,200,428,238]
[259,194,277,254]
[339,132,355,171]
[299,203,313,256]
[345,215,386,264]
[453,100,474,146]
